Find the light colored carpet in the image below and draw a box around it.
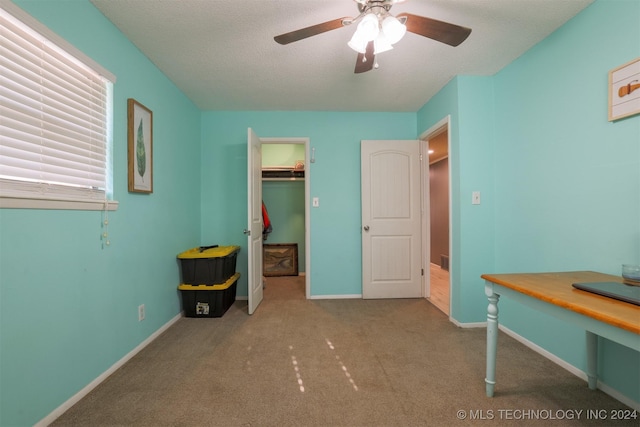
[51,276,635,426]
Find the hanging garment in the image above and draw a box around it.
[262,201,273,240]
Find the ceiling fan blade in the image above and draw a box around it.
[397,13,471,47]
[274,18,347,45]
[354,41,375,74]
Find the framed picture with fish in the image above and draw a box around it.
[608,57,640,121]
[263,243,298,276]
[128,98,153,193]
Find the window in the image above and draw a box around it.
[0,2,117,210]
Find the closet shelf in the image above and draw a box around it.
[262,168,304,181]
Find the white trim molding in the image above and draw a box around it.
[459,319,640,411]
[34,313,182,427]
[0,197,119,211]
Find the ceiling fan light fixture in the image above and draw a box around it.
[381,15,406,44]
[356,13,380,42]
[273,0,472,74]
[347,32,368,53]
[373,32,393,54]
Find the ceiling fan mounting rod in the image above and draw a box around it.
[355,0,398,9]
[345,0,396,27]
[357,0,393,16]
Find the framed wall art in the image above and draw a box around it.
[263,243,298,276]
[608,57,640,121]
[127,98,153,193]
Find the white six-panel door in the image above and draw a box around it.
[361,140,422,299]
[247,128,264,314]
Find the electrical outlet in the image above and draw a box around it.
[138,304,145,321]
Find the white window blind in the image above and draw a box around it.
[0,2,115,205]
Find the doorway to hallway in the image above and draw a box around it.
[421,119,451,316]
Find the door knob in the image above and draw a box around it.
[363,225,370,231]
[243,229,251,235]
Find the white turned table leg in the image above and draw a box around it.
[485,282,500,397]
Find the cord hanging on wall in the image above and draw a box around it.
[101,200,111,248]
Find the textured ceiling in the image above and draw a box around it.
[90,0,593,112]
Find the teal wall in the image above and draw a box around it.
[200,112,417,297]
[1,1,638,425]
[0,1,202,426]
[419,0,639,403]
[417,76,496,322]
[491,0,640,401]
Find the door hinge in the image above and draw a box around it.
[420,154,423,161]
[421,268,424,276]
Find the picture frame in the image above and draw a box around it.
[127,98,153,193]
[263,243,298,276]
[608,57,640,122]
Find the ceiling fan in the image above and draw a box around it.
[274,0,472,73]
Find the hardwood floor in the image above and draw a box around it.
[428,263,450,315]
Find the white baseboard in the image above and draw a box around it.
[237,291,360,301]
[34,309,639,425]
[450,318,485,328]
[498,324,639,411]
[309,294,362,299]
[498,324,587,379]
[597,382,640,411]
[35,312,183,427]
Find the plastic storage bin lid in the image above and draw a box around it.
[179,272,240,291]
[177,245,240,259]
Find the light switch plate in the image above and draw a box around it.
[472,191,481,205]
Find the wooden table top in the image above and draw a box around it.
[481,271,640,335]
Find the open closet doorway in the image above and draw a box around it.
[260,138,310,300]
[421,119,450,316]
